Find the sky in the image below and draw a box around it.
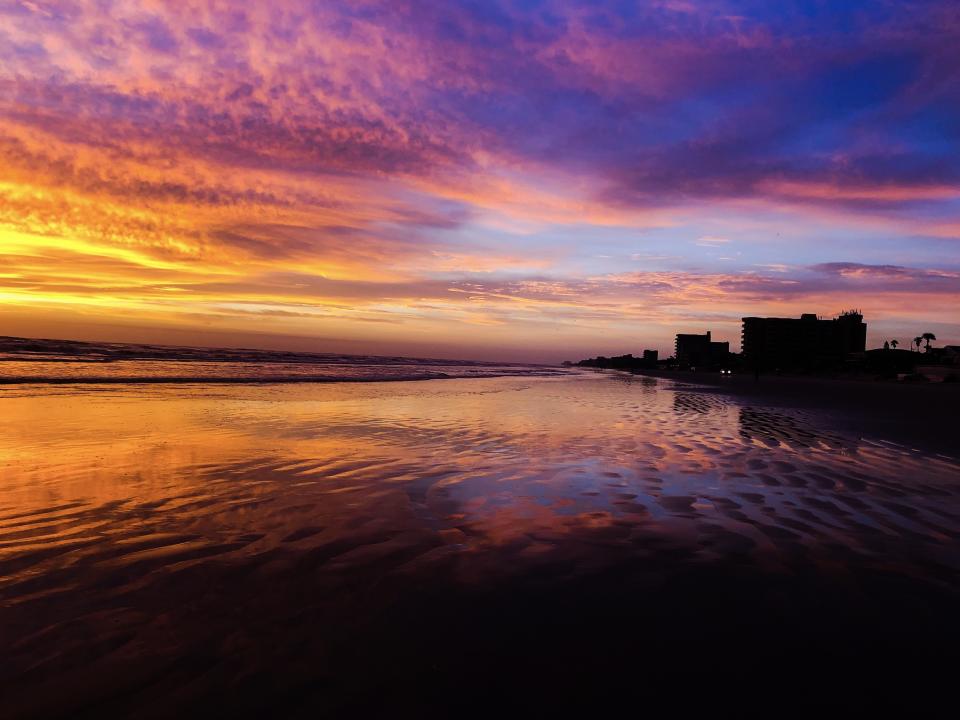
[1,0,959,362]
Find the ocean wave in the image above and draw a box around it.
[0,336,567,384]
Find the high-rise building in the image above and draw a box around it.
[741,311,866,370]
[675,331,730,368]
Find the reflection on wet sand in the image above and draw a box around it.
[1,375,958,716]
[738,406,859,451]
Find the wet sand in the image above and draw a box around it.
[1,374,958,717]
[634,369,960,458]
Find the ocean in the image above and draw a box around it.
[0,336,564,384]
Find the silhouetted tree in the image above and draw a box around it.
[883,340,890,350]
[890,339,899,349]
[922,332,937,351]
[914,336,923,352]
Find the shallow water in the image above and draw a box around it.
[0,358,564,383]
[2,373,958,716]
[0,336,563,384]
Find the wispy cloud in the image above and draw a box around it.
[695,235,731,246]
[1,0,959,358]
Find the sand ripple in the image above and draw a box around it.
[1,374,958,715]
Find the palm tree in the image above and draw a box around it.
[914,336,923,352]
[922,332,937,351]
[890,339,899,349]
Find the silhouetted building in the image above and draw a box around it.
[675,331,730,368]
[675,332,708,366]
[577,350,660,370]
[741,311,866,370]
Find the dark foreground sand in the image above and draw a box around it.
[634,369,960,459]
[1,375,958,718]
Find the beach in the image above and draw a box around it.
[2,372,959,716]
[632,369,960,457]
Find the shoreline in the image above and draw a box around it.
[630,369,960,458]
[0,374,455,385]
[0,371,565,385]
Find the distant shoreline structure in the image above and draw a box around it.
[572,310,959,383]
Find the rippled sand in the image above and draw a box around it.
[1,374,958,716]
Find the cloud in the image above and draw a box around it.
[695,235,730,246]
[810,262,960,291]
[1,0,959,357]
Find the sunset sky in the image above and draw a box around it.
[2,0,959,362]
